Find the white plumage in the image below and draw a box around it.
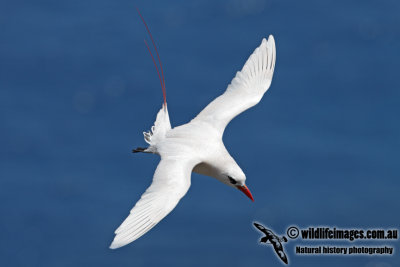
[110,36,276,249]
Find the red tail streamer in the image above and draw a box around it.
[144,39,164,96]
[136,8,166,106]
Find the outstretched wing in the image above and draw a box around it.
[273,245,289,264]
[192,36,276,135]
[254,222,271,235]
[110,158,194,249]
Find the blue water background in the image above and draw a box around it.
[1,0,399,266]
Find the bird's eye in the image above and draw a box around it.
[228,176,237,184]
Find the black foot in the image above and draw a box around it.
[132,147,147,153]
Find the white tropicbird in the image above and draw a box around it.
[110,21,276,249]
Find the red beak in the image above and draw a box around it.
[237,185,254,202]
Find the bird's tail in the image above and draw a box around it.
[142,103,171,153]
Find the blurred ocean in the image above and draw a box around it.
[1,0,399,266]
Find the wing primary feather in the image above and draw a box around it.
[110,158,195,248]
[192,36,276,134]
[115,218,153,240]
[115,200,163,233]
[115,205,154,231]
[122,208,164,240]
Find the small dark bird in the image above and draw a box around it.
[253,222,289,264]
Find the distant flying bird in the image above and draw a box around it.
[110,11,276,249]
[253,222,288,264]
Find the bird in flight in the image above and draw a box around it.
[253,222,289,264]
[110,11,276,249]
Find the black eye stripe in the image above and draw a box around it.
[228,176,237,184]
